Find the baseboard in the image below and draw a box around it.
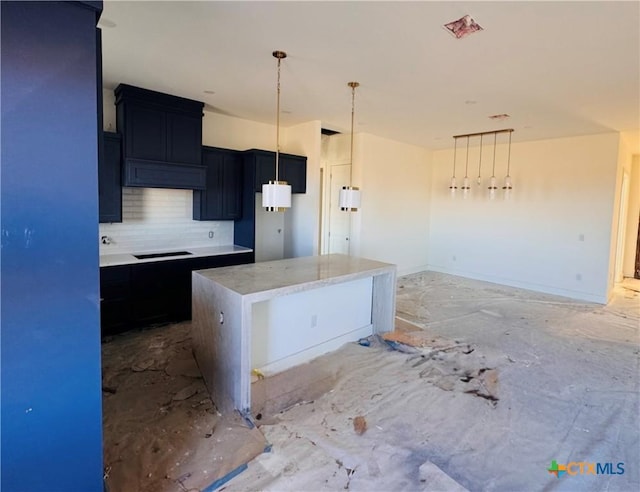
[424,265,607,304]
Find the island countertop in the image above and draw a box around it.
[194,254,395,298]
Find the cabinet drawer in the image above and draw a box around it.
[100,265,130,300]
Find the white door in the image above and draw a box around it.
[255,195,285,262]
[328,164,352,255]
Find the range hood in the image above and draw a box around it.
[115,84,206,190]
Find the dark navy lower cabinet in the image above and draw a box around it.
[193,146,243,220]
[100,265,131,334]
[99,132,122,223]
[100,252,253,335]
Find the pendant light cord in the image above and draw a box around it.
[347,82,359,186]
[477,134,483,180]
[464,136,470,177]
[349,84,355,185]
[275,55,281,182]
[492,132,497,177]
[506,130,512,177]
[452,138,458,178]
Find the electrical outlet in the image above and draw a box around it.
[209,231,214,239]
[578,234,585,242]
[311,314,318,328]
[576,273,582,281]
[452,255,457,262]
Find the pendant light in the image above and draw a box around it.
[488,132,498,199]
[339,82,362,211]
[476,134,483,185]
[449,137,458,194]
[502,130,513,197]
[262,50,292,212]
[460,136,471,195]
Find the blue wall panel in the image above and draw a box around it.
[1,2,104,490]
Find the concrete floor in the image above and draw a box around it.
[225,272,639,491]
[102,271,639,492]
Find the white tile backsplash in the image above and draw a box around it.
[99,187,233,254]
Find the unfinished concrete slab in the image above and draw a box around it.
[102,271,639,491]
[223,272,639,491]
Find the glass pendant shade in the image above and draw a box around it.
[503,175,513,200]
[449,176,457,193]
[262,181,291,211]
[339,186,361,211]
[488,175,497,199]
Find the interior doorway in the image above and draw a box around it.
[635,214,640,279]
[326,164,352,255]
[614,172,630,283]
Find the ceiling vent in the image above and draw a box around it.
[444,15,483,39]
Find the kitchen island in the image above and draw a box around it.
[192,254,396,415]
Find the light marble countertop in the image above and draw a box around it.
[194,254,395,298]
[100,245,253,268]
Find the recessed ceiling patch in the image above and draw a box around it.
[444,15,483,39]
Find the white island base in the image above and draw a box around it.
[192,254,396,415]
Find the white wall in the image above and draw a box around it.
[282,120,322,258]
[202,109,275,151]
[349,133,432,276]
[429,133,620,303]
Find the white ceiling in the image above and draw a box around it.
[100,1,640,151]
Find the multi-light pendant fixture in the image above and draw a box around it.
[262,50,292,212]
[449,128,514,199]
[339,82,362,212]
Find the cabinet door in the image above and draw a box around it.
[125,104,166,161]
[251,151,306,193]
[254,152,276,192]
[281,154,307,193]
[222,152,243,219]
[194,148,224,220]
[100,265,131,335]
[167,112,202,165]
[99,132,122,223]
[131,261,183,326]
[194,148,242,220]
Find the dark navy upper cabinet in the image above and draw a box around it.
[114,84,205,189]
[245,149,307,193]
[99,132,122,223]
[167,112,203,164]
[193,146,243,220]
[281,153,307,193]
[125,104,166,161]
